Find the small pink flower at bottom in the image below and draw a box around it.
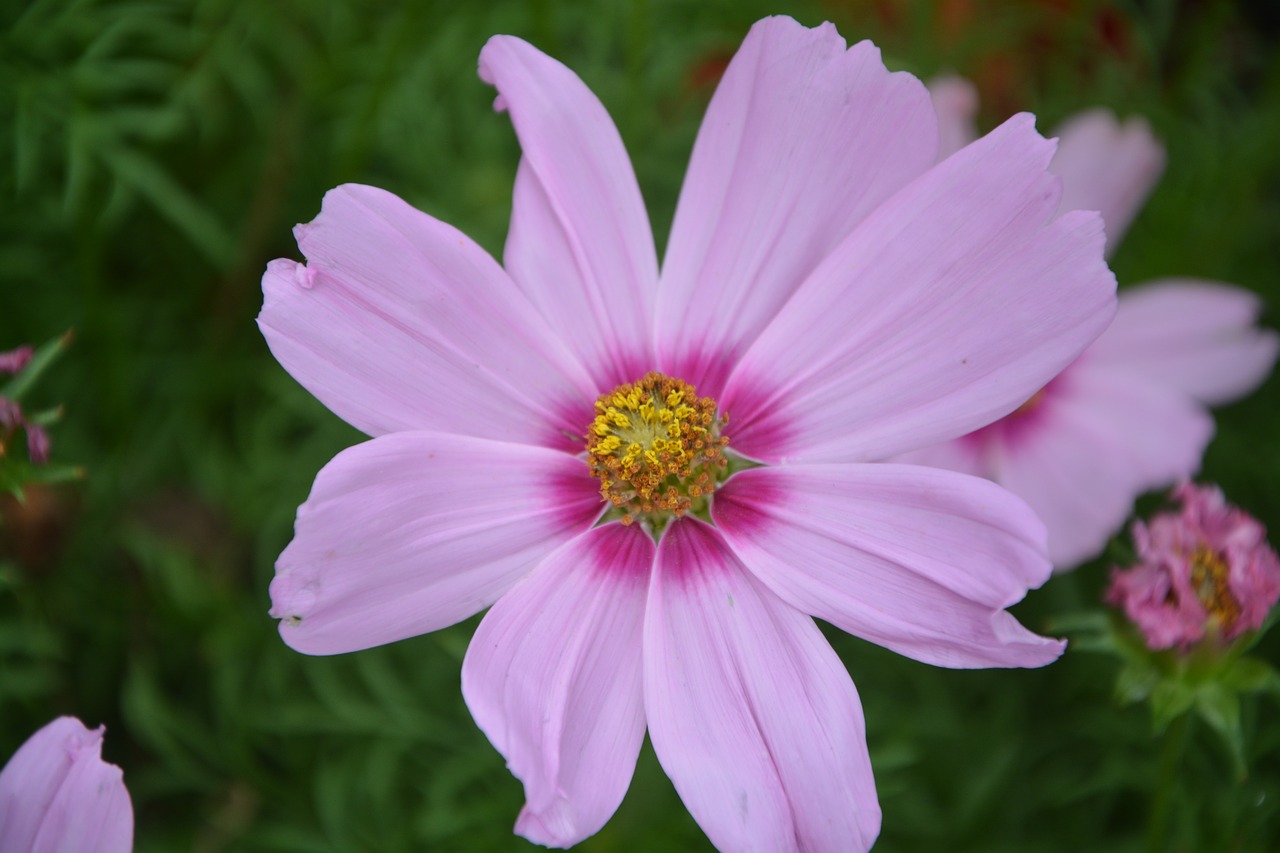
[259,16,1120,852]
[1106,483,1280,652]
[0,717,134,853]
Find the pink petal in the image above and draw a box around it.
[891,437,987,478]
[994,364,1214,568]
[1088,279,1279,406]
[259,184,594,450]
[482,36,658,391]
[0,717,133,853]
[714,465,1065,668]
[721,114,1117,463]
[462,524,652,848]
[1049,109,1165,255]
[656,17,938,397]
[270,431,602,654]
[645,518,880,853]
[928,75,980,159]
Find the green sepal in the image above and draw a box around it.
[1194,683,1246,780]
[1114,659,1159,704]
[25,405,65,427]
[0,461,85,500]
[1220,656,1280,695]
[1149,678,1196,731]
[1054,605,1279,780]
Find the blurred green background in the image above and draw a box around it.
[2,0,1279,850]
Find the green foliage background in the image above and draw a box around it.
[2,0,1279,850]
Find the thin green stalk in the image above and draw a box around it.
[1146,712,1192,853]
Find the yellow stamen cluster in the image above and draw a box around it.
[1190,546,1242,634]
[585,372,729,526]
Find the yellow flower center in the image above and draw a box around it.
[585,372,729,529]
[1190,546,1242,635]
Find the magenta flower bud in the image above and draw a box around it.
[0,717,134,853]
[0,345,33,375]
[26,423,51,464]
[1106,483,1280,652]
[0,396,20,430]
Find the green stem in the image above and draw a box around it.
[1146,712,1192,853]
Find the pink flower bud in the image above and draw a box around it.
[25,424,50,464]
[1106,483,1280,651]
[0,396,20,430]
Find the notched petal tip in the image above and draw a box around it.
[477,34,538,94]
[0,716,134,853]
[1057,207,1110,252]
[293,264,317,290]
[262,257,316,294]
[715,466,1064,670]
[514,802,581,850]
[476,34,516,83]
[268,568,319,623]
[991,610,1067,667]
[291,182,373,242]
[462,524,649,850]
[269,570,328,655]
[43,716,104,752]
[476,38,515,109]
[993,111,1058,167]
[749,13,841,40]
[1005,110,1044,133]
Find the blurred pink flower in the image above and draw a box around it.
[26,423,51,463]
[900,78,1279,569]
[1106,483,1280,651]
[0,345,33,375]
[0,343,52,464]
[259,17,1117,851]
[0,717,134,853]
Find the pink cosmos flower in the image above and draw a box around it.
[1106,483,1280,651]
[900,78,1279,569]
[259,17,1118,851]
[0,716,134,853]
